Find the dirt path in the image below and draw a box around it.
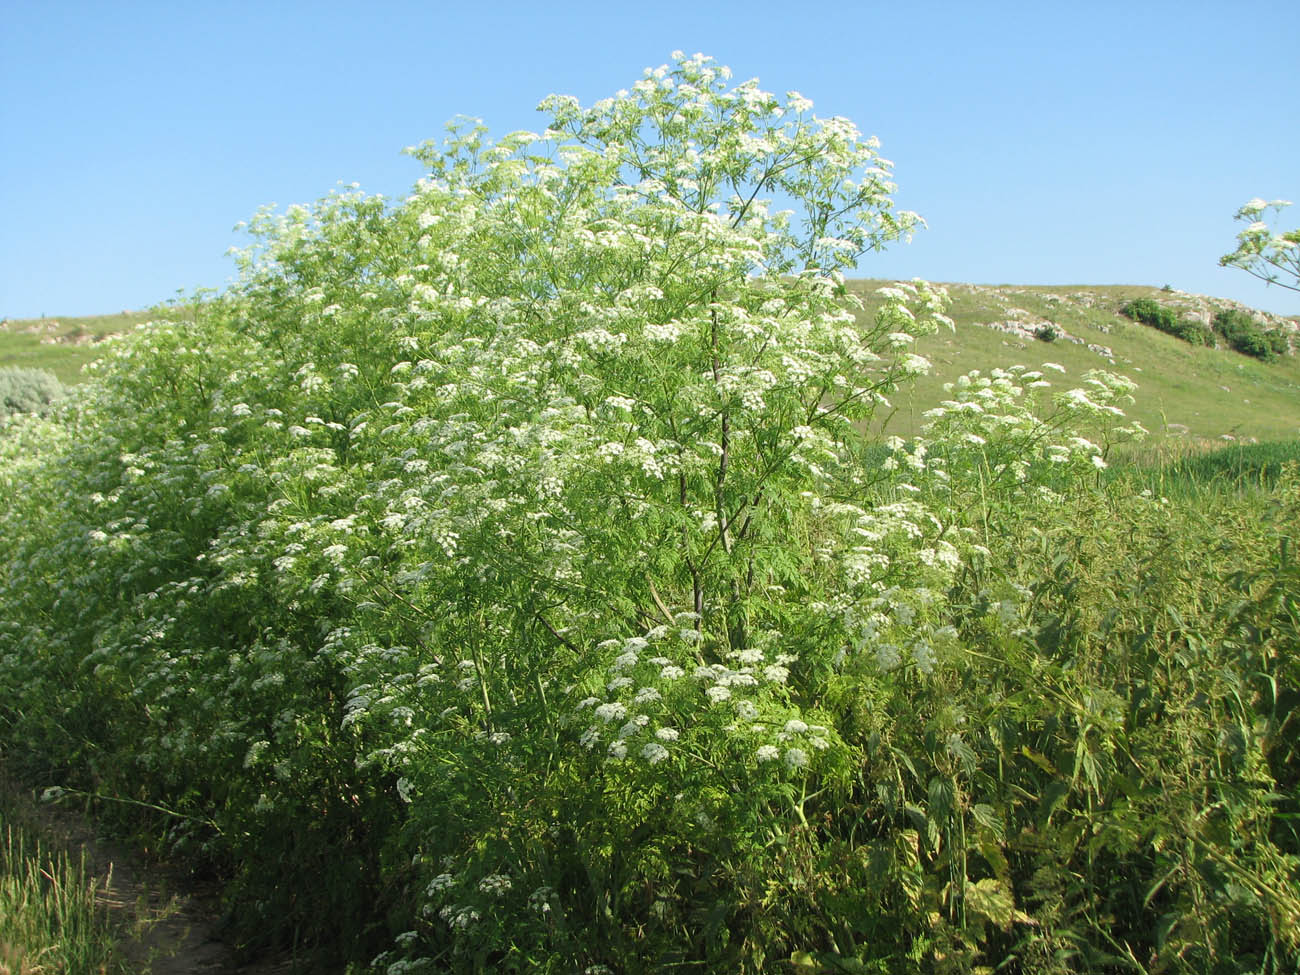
[2,774,290,974]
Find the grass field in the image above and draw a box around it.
[0,311,156,385]
[848,280,1300,442]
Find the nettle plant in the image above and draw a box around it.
[0,54,1143,971]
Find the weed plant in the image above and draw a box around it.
[0,54,1296,973]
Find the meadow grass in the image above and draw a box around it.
[1109,437,1300,504]
[848,280,1300,442]
[0,787,126,975]
[0,313,154,386]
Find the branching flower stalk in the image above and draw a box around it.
[1221,197,1300,294]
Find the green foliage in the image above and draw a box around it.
[951,476,1300,974]
[1213,308,1289,361]
[0,367,63,417]
[0,53,1296,974]
[1121,297,1214,346]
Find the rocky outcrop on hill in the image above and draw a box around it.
[942,284,1294,361]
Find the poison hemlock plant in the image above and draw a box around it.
[1,53,1296,974]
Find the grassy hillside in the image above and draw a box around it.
[0,311,155,385]
[6,284,1299,442]
[848,280,1300,443]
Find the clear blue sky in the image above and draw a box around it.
[2,0,1297,318]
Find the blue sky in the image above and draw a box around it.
[2,0,1296,318]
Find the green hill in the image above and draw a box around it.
[848,280,1300,444]
[6,284,1299,442]
[0,310,155,384]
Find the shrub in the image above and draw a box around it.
[0,52,972,969]
[1213,307,1282,360]
[1121,298,1213,346]
[1175,317,1214,345]
[1121,296,1160,324]
[1033,323,1059,342]
[0,367,63,417]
